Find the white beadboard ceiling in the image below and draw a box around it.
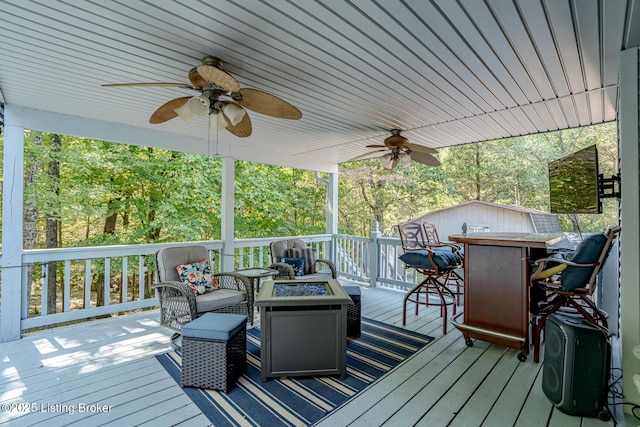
[1,0,639,172]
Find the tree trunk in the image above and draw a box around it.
[147,210,161,241]
[360,176,387,233]
[474,148,482,200]
[46,133,62,315]
[103,209,118,234]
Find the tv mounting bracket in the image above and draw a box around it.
[599,173,621,199]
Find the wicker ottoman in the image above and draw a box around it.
[181,312,247,393]
[343,285,362,338]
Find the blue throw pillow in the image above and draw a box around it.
[560,233,607,291]
[277,256,305,276]
[399,248,462,271]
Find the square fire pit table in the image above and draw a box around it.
[255,279,352,382]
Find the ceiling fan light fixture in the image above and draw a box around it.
[380,153,394,169]
[399,152,412,166]
[174,101,194,123]
[191,95,210,117]
[175,95,210,122]
[222,103,246,126]
[216,110,228,129]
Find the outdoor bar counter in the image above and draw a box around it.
[448,232,564,361]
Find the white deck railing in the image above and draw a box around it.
[3,233,418,333]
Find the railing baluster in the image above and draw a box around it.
[104,257,111,306]
[122,256,128,303]
[41,263,47,316]
[238,247,245,269]
[64,260,71,312]
[139,256,145,301]
[21,264,28,317]
[85,259,91,309]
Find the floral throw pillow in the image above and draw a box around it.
[176,259,220,295]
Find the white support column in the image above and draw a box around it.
[326,172,338,235]
[619,47,640,411]
[368,221,381,288]
[327,172,339,264]
[1,105,25,342]
[220,157,235,272]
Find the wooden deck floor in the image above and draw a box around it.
[0,285,630,426]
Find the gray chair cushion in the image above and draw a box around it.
[156,246,209,282]
[270,239,307,262]
[195,289,247,314]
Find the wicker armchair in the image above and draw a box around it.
[268,238,337,279]
[152,246,253,347]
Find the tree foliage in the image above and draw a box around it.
[0,121,619,251]
[338,159,451,236]
[1,133,329,249]
[234,162,326,238]
[437,123,618,232]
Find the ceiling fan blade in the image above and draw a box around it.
[102,82,196,89]
[349,150,387,161]
[223,109,252,138]
[149,97,191,124]
[405,142,437,154]
[196,65,241,92]
[366,144,387,148]
[188,67,207,89]
[237,88,302,120]
[410,151,441,167]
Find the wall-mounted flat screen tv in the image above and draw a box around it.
[548,145,601,214]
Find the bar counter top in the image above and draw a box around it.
[448,232,564,248]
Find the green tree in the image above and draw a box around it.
[437,122,618,233]
[4,120,620,254]
[235,162,326,238]
[338,159,451,236]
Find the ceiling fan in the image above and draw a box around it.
[102,56,302,137]
[349,129,440,169]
